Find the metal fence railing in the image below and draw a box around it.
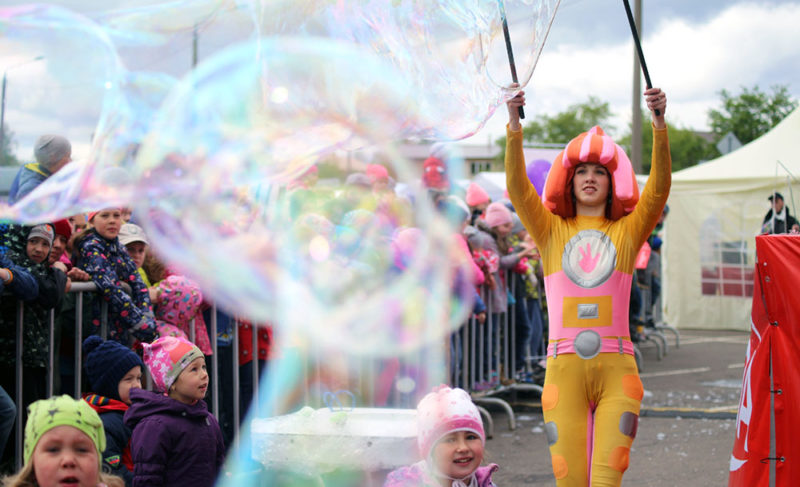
[3,263,676,474]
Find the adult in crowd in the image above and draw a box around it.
[7,134,72,204]
[761,192,799,234]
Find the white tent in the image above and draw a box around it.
[663,108,800,331]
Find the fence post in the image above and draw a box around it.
[232,318,240,446]
[74,291,83,398]
[48,309,55,396]
[210,306,219,419]
[14,301,24,471]
[251,321,258,416]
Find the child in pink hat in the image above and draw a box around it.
[384,385,498,486]
[124,336,224,487]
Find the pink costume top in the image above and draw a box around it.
[505,124,671,358]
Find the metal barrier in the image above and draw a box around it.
[4,264,675,472]
[3,282,226,470]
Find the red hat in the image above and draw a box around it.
[543,126,638,220]
[52,219,73,240]
[366,164,389,183]
[422,157,449,191]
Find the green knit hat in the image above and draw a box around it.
[24,395,106,465]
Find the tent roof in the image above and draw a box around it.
[672,107,800,182]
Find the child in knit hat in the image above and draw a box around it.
[384,385,498,487]
[82,335,145,485]
[1,395,124,487]
[124,336,224,487]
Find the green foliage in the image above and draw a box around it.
[708,84,797,145]
[0,124,20,166]
[495,96,613,165]
[619,114,719,172]
[524,96,614,145]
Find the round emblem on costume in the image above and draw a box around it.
[574,330,602,359]
[562,229,616,288]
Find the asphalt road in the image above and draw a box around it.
[484,329,749,486]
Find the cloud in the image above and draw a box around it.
[475,1,800,142]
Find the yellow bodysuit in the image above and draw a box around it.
[506,124,671,486]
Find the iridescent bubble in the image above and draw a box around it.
[0,5,178,222]
[254,0,561,139]
[89,0,250,46]
[134,37,475,356]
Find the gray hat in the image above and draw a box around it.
[118,223,149,246]
[511,214,526,236]
[27,224,54,248]
[34,135,71,170]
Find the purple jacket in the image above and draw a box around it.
[384,461,499,486]
[124,389,225,487]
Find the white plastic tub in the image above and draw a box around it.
[251,407,419,473]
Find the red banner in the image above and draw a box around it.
[729,235,800,486]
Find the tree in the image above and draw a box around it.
[708,84,797,145]
[0,124,20,166]
[620,114,718,172]
[495,96,614,164]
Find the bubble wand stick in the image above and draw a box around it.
[498,0,524,119]
[622,0,660,115]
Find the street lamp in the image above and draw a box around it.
[0,55,45,163]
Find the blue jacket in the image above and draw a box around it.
[124,389,225,487]
[7,163,50,205]
[84,394,134,486]
[75,229,156,343]
[0,253,39,301]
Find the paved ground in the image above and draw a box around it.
[483,329,749,486]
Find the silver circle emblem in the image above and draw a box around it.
[562,229,617,288]
[574,330,602,359]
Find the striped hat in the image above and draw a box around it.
[542,126,639,220]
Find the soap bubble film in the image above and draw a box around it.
[253,0,561,140]
[133,37,475,355]
[0,2,564,484]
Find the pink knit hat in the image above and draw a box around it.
[417,385,485,460]
[366,163,389,183]
[465,183,490,207]
[142,336,204,393]
[484,201,512,228]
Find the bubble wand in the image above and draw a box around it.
[498,0,524,119]
[622,0,659,115]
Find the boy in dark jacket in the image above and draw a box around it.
[83,335,144,486]
[125,336,224,487]
[0,224,66,409]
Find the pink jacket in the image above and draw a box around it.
[384,461,498,487]
[454,234,485,286]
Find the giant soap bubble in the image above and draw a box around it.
[133,37,476,356]
[253,0,561,139]
[0,5,176,222]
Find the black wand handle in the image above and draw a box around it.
[622,0,659,116]
[499,1,524,119]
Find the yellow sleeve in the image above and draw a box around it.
[624,125,671,247]
[505,124,556,249]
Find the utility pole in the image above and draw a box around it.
[630,0,643,174]
[1,73,7,163]
[192,25,199,68]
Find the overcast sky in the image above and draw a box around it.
[2,0,799,161]
[475,0,800,145]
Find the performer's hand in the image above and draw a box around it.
[644,87,667,129]
[507,83,525,132]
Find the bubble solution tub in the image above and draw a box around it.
[252,407,418,473]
